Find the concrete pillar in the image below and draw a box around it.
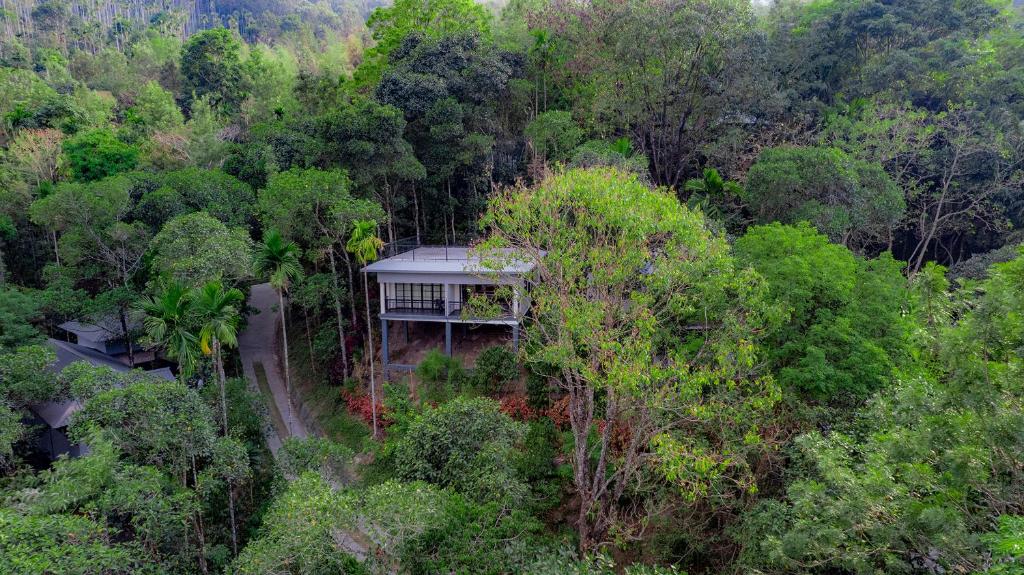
[379,282,387,315]
[445,322,452,356]
[381,319,390,367]
[512,324,520,354]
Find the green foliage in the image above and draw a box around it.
[414,349,467,395]
[734,223,911,401]
[149,211,253,286]
[0,509,154,575]
[230,472,367,575]
[982,516,1024,575]
[62,129,138,182]
[136,168,256,230]
[124,81,183,138]
[0,288,42,349]
[526,110,583,163]
[391,396,528,504]
[278,436,353,482]
[569,139,650,178]
[737,249,1024,575]
[181,28,248,113]
[361,0,492,85]
[473,345,518,393]
[70,379,217,475]
[258,167,385,249]
[0,344,60,405]
[744,146,905,249]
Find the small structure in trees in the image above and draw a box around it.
[361,241,535,378]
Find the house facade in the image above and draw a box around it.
[362,245,535,375]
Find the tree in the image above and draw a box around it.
[734,222,912,402]
[317,100,424,245]
[191,281,244,434]
[0,510,151,575]
[180,28,248,113]
[149,211,253,287]
[524,110,583,164]
[359,0,492,86]
[257,168,386,379]
[124,80,184,138]
[392,396,528,504]
[530,0,757,188]
[3,128,64,189]
[255,230,303,396]
[744,146,905,250]
[30,176,150,366]
[135,168,255,230]
[737,251,1024,575]
[138,280,199,382]
[374,32,520,243]
[62,129,138,182]
[477,167,779,550]
[0,288,43,349]
[346,220,385,438]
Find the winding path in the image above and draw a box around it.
[238,282,308,453]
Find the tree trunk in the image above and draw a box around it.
[342,249,358,331]
[278,288,292,394]
[304,309,316,378]
[363,271,378,438]
[214,339,239,556]
[328,247,350,379]
[191,455,209,575]
[118,305,135,367]
[215,340,228,433]
[52,231,60,267]
[412,186,421,245]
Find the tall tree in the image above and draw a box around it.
[476,168,779,550]
[255,230,303,396]
[180,28,249,113]
[258,168,386,379]
[346,220,385,439]
[191,279,244,555]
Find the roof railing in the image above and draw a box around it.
[380,238,475,262]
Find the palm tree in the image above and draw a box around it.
[138,280,199,383]
[191,280,244,433]
[346,220,385,438]
[255,230,303,396]
[684,167,743,224]
[191,279,245,557]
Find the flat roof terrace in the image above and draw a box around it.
[362,246,537,275]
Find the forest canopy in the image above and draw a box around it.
[0,0,1023,574]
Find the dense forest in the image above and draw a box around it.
[1,0,1024,573]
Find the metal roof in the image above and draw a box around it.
[29,339,175,429]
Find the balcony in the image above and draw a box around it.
[383,298,515,322]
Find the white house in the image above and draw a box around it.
[361,244,535,374]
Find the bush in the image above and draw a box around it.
[474,346,519,393]
[414,349,469,403]
[278,436,353,483]
[392,397,527,505]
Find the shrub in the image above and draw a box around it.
[526,370,552,411]
[415,349,467,397]
[278,436,353,482]
[474,345,519,393]
[392,397,527,505]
